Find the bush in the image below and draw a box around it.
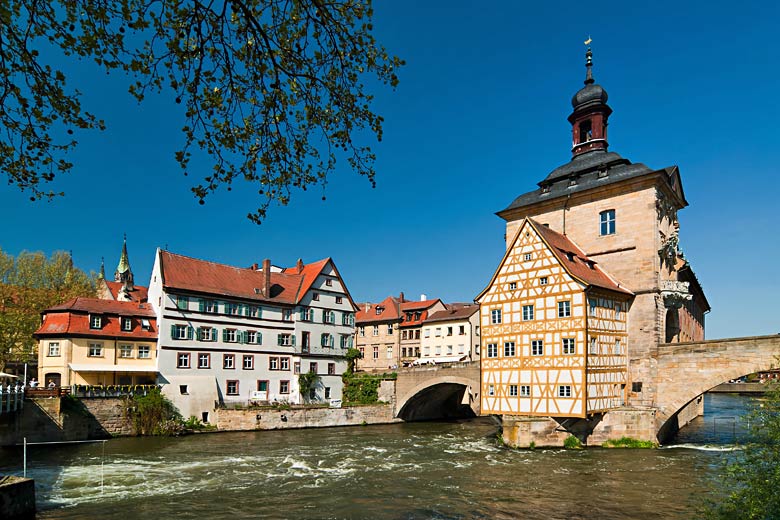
[602,436,657,449]
[342,373,381,404]
[125,388,183,436]
[563,435,583,449]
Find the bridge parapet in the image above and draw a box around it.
[394,362,480,420]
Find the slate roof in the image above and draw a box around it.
[497,149,681,215]
[36,297,157,339]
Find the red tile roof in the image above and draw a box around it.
[355,296,401,323]
[35,297,157,339]
[425,305,479,324]
[400,299,443,311]
[529,219,632,295]
[103,281,149,302]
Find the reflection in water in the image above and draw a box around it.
[0,394,751,519]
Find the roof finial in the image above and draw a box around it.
[98,257,105,280]
[584,36,594,85]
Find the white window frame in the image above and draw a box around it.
[520,385,531,397]
[558,385,572,398]
[47,342,60,356]
[487,343,498,358]
[90,315,102,329]
[373,325,379,336]
[600,209,616,236]
[138,345,151,359]
[119,344,133,358]
[531,340,544,356]
[121,317,132,331]
[558,300,571,318]
[509,384,518,397]
[522,305,534,321]
[88,342,103,357]
[490,309,502,324]
[504,342,515,357]
[562,338,576,355]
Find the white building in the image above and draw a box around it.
[147,250,357,421]
[419,305,480,364]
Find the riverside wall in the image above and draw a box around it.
[215,403,401,431]
[0,476,36,519]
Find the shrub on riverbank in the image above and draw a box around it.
[125,388,184,436]
[601,436,657,448]
[342,372,396,405]
[563,435,583,449]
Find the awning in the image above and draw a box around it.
[68,364,158,373]
[412,355,468,365]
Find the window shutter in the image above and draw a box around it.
[199,299,205,312]
[291,334,297,346]
[223,329,228,342]
[240,331,247,344]
[348,336,353,348]
[277,334,282,346]
[170,324,176,338]
[243,304,250,316]
[197,328,202,341]
[212,328,218,342]
[187,326,194,340]
[299,308,306,320]
[257,332,262,345]
[258,306,262,318]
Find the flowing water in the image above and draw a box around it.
[0,393,756,519]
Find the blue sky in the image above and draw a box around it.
[1,0,778,339]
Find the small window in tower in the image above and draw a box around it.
[579,120,592,143]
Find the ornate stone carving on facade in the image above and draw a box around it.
[658,229,681,270]
[656,195,678,227]
[660,280,691,309]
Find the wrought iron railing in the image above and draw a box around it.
[70,384,160,398]
[0,384,24,414]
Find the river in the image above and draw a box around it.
[0,393,756,519]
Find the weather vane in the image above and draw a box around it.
[584,36,592,47]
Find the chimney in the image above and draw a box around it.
[420,294,427,301]
[399,292,405,303]
[296,258,304,273]
[250,263,258,270]
[263,258,271,296]
[365,303,370,312]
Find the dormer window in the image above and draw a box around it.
[598,168,608,179]
[375,306,383,315]
[566,252,575,262]
[141,319,151,330]
[90,315,102,329]
[121,317,133,331]
[541,185,550,194]
[568,178,577,188]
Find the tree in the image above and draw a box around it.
[704,380,780,518]
[0,249,95,370]
[298,369,320,403]
[344,346,362,373]
[1,1,403,223]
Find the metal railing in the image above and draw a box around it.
[70,384,160,398]
[0,384,24,414]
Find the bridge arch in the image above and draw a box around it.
[393,363,481,421]
[653,335,780,440]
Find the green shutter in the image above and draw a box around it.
[240,331,247,344]
[291,334,297,346]
[348,336,353,348]
[223,329,228,342]
[257,332,262,345]
[212,328,218,342]
[196,328,202,341]
[199,299,205,312]
[299,308,306,320]
[258,306,262,318]
[244,305,250,316]
[187,326,194,340]
[277,334,283,346]
[170,324,176,338]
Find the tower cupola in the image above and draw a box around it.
[568,42,612,157]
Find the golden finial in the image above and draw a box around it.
[584,36,592,46]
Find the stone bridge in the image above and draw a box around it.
[653,334,780,440]
[394,362,480,421]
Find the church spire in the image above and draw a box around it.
[114,234,134,290]
[98,257,105,280]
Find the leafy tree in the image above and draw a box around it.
[1,0,403,223]
[126,387,184,436]
[344,346,362,373]
[298,369,320,403]
[0,249,95,370]
[704,380,780,518]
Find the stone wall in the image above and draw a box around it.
[0,476,35,519]
[80,398,135,436]
[214,403,400,431]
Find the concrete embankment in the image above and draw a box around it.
[0,476,35,519]
[216,403,401,431]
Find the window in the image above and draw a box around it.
[615,304,622,320]
[445,326,452,336]
[119,344,133,358]
[520,385,531,397]
[198,327,215,342]
[177,295,188,310]
[563,338,576,355]
[558,301,571,318]
[540,277,548,286]
[47,342,60,356]
[324,387,331,399]
[141,318,152,330]
[632,382,643,393]
[243,355,254,370]
[247,331,260,344]
[201,299,218,313]
[558,385,572,398]
[309,362,318,374]
[524,253,532,261]
[414,330,420,340]
[225,302,239,315]
[340,335,350,349]
[269,357,279,370]
[138,345,151,358]
[328,363,336,375]
[509,282,517,290]
[88,342,103,357]
[487,343,498,358]
[509,385,518,397]
[325,279,333,287]
[387,323,394,334]
[522,305,534,321]
[342,313,354,326]
[223,354,235,369]
[226,380,239,396]
[386,346,393,359]
[491,309,502,324]
[372,346,379,359]
[532,340,544,356]
[280,380,290,394]
[458,344,465,354]
[179,385,188,395]
[589,298,597,314]
[335,296,343,304]
[359,326,365,337]
[121,317,132,331]
[278,358,288,371]
[300,307,313,321]
[589,337,598,355]
[615,339,622,355]
[249,305,260,318]
[504,342,515,357]
[459,325,465,335]
[177,352,191,368]
[312,293,320,301]
[373,325,379,336]
[90,315,102,329]
[323,310,335,324]
[488,384,495,396]
[198,353,210,369]
[223,329,237,343]
[600,209,616,236]
[434,328,441,337]
[321,333,334,348]
[435,345,442,356]
[283,309,293,321]
[277,334,295,346]
[172,324,190,340]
